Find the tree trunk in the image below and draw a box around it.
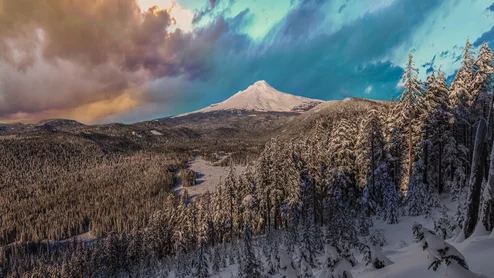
[483,135,494,232]
[423,128,429,185]
[438,141,443,194]
[371,132,376,192]
[408,121,414,184]
[313,180,317,225]
[485,95,494,180]
[463,118,487,239]
[267,191,271,233]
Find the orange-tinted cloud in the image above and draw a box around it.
[0,91,140,124]
[0,0,211,123]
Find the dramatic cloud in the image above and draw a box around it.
[0,0,215,123]
[1,0,493,123]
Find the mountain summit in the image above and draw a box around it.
[183,80,323,115]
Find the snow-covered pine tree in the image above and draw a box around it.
[398,53,424,191]
[472,42,494,120]
[211,246,221,273]
[300,219,318,268]
[384,103,406,192]
[266,240,280,275]
[358,109,392,221]
[405,159,427,216]
[193,239,209,278]
[450,39,475,112]
[328,119,358,207]
[449,40,477,173]
[412,223,478,277]
[356,109,386,192]
[421,69,452,194]
[299,251,315,278]
[309,119,331,226]
[279,247,301,278]
[463,118,487,239]
[355,208,373,236]
[444,136,468,201]
[433,205,457,240]
[482,133,494,233]
[354,242,392,269]
[238,223,262,278]
[380,163,400,224]
[292,150,316,225]
[318,244,353,278]
[127,227,145,277]
[223,164,239,242]
[366,228,386,247]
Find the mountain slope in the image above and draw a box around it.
[180,80,323,116]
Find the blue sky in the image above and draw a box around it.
[134,0,494,121]
[1,0,494,123]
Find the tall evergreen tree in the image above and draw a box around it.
[398,54,424,190]
[238,224,262,278]
[194,239,209,278]
[462,118,487,240]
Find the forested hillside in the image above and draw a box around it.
[1,40,494,277]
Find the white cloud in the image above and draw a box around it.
[365,85,373,94]
[138,0,193,32]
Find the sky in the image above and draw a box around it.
[0,0,494,124]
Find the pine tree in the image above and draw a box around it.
[482,134,494,233]
[463,118,487,240]
[266,240,280,275]
[413,223,475,276]
[398,54,424,190]
[450,39,475,111]
[299,251,315,278]
[421,69,452,194]
[472,42,493,120]
[380,163,400,224]
[194,239,209,278]
[238,223,262,278]
[279,247,301,278]
[355,208,372,236]
[356,109,386,191]
[354,242,392,269]
[300,219,318,268]
[318,244,353,278]
[405,159,427,216]
[328,119,358,207]
[212,246,221,273]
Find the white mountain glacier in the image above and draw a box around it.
[180,80,323,116]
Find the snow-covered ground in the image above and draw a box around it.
[201,196,494,278]
[174,156,245,198]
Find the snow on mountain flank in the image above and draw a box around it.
[178,80,323,116]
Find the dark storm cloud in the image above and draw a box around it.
[149,0,443,117]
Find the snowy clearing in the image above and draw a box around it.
[174,156,245,198]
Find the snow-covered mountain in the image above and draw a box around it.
[180,80,323,116]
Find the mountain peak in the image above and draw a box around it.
[251,80,270,87]
[177,80,323,117]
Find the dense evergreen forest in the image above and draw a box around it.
[1,39,494,277]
